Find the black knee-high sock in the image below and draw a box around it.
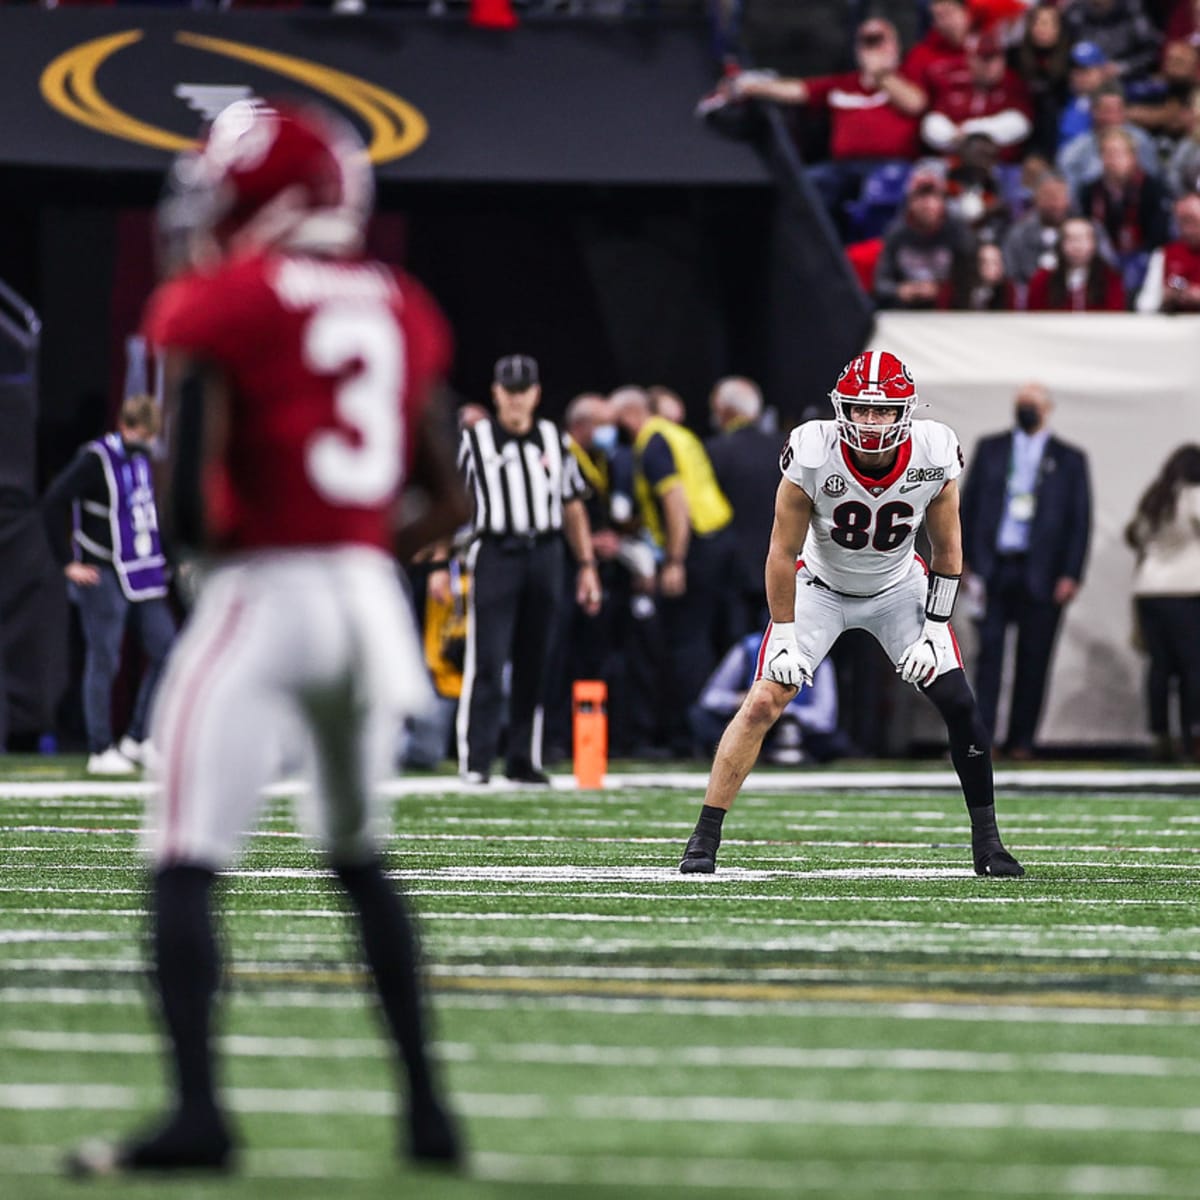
[152,865,221,1118]
[335,859,437,1106]
[923,671,1000,838]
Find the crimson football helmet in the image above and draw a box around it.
[159,98,373,270]
[829,350,918,453]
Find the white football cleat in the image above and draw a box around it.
[86,746,138,776]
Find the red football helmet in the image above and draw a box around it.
[829,350,918,453]
[161,98,373,268]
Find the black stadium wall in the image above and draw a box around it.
[0,11,870,459]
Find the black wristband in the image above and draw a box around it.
[427,560,450,570]
[578,560,596,570]
[926,571,960,622]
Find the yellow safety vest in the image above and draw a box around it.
[632,416,732,548]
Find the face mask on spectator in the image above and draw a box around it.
[1015,405,1041,433]
[591,423,619,453]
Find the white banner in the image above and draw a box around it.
[870,313,1200,747]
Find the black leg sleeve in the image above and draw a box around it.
[334,858,439,1107]
[923,669,994,813]
[151,865,221,1115]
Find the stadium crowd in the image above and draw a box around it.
[700,0,1200,313]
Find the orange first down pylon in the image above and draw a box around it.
[572,680,607,790]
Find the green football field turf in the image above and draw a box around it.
[3,762,1200,1199]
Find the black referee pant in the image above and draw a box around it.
[458,535,565,777]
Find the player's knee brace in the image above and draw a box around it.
[923,669,989,751]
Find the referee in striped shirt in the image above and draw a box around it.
[449,355,601,784]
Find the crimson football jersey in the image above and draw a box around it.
[781,419,963,596]
[142,252,451,552]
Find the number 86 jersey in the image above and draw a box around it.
[142,251,451,553]
[781,418,963,597]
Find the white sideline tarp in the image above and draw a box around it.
[869,313,1200,746]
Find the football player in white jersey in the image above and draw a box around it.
[679,350,1023,877]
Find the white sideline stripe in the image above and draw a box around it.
[9,985,1200,1026]
[9,1083,1200,1134]
[0,766,1195,800]
[8,1030,1200,1079]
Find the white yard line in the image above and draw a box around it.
[2,889,1196,909]
[7,1082,1200,1135]
[0,1144,1192,1196]
[6,1030,1200,1079]
[7,984,1200,1026]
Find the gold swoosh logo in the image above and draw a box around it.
[40,29,427,164]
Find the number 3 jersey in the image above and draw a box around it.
[142,251,451,553]
[781,418,963,597]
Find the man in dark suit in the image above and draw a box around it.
[705,376,781,642]
[961,384,1091,758]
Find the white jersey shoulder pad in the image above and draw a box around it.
[792,419,839,470]
[911,419,963,478]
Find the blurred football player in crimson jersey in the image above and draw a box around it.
[679,350,1023,879]
[67,99,469,1178]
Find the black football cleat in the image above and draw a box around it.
[407,1100,463,1168]
[505,763,551,786]
[65,1110,235,1178]
[973,843,1025,878]
[679,831,719,874]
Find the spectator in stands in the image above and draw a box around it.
[946,241,1017,308]
[1058,83,1163,191]
[1063,0,1163,85]
[611,386,736,757]
[945,132,1014,242]
[1079,126,1171,291]
[1002,170,1073,283]
[1166,87,1200,193]
[712,18,925,229]
[921,30,1034,161]
[961,383,1092,759]
[1124,443,1200,761]
[1165,0,1200,52]
[1166,0,1200,41]
[904,0,974,95]
[1126,41,1200,143]
[1136,190,1200,309]
[705,376,780,643]
[1026,215,1128,308]
[1059,42,1116,147]
[1013,2,1074,160]
[874,164,977,308]
[1002,169,1119,288]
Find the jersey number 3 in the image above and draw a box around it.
[830,500,914,551]
[304,304,406,506]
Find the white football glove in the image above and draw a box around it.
[762,622,812,689]
[897,621,942,687]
